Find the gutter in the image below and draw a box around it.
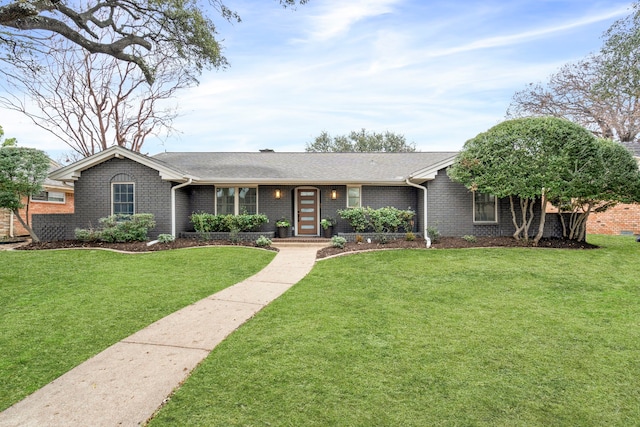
[171,179,193,237]
[405,177,428,238]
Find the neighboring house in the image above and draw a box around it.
[586,142,640,236]
[38,146,562,241]
[0,161,74,239]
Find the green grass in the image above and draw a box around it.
[149,235,640,426]
[0,247,275,411]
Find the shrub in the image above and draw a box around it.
[97,214,156,242]
[276,217,291,227]
[75,227,100,242]
[376,233,389,244]
[233,212,269,232]
[331,235,347,249]
[76,214,156,243]
[369,207,404,233]
[337,207,369,232]
[462,235,477,243]
[255,235,272,247]
[426,225,440,243]
[338,206,415,233]
[190,212,269,232]
[405,232,416,241]
[158,234,175,243]
[229,228,240,243]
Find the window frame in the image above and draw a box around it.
[31,190,66,204]
[112,182,135,216]
[346,185,361,208]
[215,186,258,215]
[473,192,498,224]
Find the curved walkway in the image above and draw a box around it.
[0,242,328,427]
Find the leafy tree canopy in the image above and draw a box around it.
[305,129,417,152]
[0,125,17,147]
[448,117,599,243]
[0,0,307,83]
[0,135,50,241]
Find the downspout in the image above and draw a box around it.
[405,177,428,239]
[171,178,193,237]
[9,211,14,238]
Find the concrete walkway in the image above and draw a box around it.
[0,242,327,427]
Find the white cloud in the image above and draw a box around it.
[301,0,402,42]
[1,0,634,157]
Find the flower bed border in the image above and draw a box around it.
[179,231,275,242]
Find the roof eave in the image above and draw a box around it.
[49,146,194,183]
[408,156,457,182]
[192,178,410,186]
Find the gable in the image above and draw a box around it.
[49,146,193,183]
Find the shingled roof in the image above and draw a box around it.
[152,151,458,184]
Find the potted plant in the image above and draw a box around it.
[320,217,335,238]
[276,218,291,238]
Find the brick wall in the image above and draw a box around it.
[426,169,561,238]
[11,192,75,237]
[0,209,10,238]
[73,157,173,239]
[32,213,76,241]
[587,203,640,235]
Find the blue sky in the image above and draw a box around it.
[0,0,634,158]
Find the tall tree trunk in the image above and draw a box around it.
[510,196,525,240]
[12,209,40,242]
[533,190,547,245]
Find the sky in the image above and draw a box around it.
[0,0,635,159]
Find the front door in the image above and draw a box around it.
[297,189,318,235]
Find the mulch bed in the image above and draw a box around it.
[17,238,278,253]
[316,236,598,259]
[15,236,597,258]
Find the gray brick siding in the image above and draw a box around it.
[32,213,76,241]
[32,163,564,241]
[67,157,172,239]
[426,169,562,238]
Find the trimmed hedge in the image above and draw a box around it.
[190,212,269,233]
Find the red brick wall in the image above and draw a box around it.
[587,203,640,235]
[12,192,75,236]
[0,209,10,238]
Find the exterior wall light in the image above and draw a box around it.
[275,189,282,199]
[331,189,338,200]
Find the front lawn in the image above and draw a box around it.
[0,247,275,411]
[149,235,640,426]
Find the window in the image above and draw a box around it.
[473,192,497,223]
[347,186,361,208]
[31,191,65,203]
[112,183,135,215]
[216,187,257,214]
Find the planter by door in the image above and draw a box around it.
[278,227,289,238]
[323,226,334,238]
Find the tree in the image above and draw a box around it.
[0,0,307,84]
[0,136,50,242]
[508,3,640,143]
[305,129,417,152]
[1,35,188,158]
[448,117,599,244]
[0,125,17,146]
[552,138,640,241]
